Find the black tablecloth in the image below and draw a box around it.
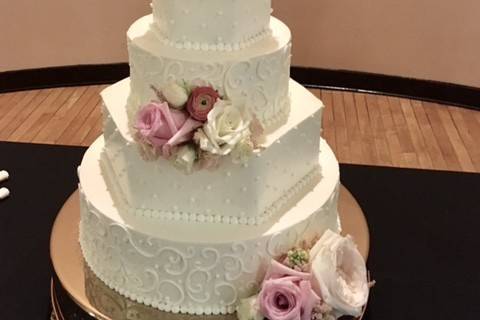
[0,141,479,319]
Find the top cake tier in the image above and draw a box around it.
[151,0,272,50]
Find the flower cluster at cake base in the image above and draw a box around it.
[237,230,373,320]
[134,80,263,173]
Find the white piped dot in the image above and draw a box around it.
[225,198,231,204]
[242,187,247,192]
[226,171,232,177]
[206,185,212,190]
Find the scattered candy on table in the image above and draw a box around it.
[0,187,10,200]
[0,170,8,183]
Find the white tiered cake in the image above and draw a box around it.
[78,1,369,318]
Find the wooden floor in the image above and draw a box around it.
[0,85,479,173]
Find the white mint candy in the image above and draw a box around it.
[0,170,9,182]
[0,187,9,200]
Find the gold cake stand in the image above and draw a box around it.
[50,186,370,320]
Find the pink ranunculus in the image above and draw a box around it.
[186,86,220,121]
[135,102,202,157]
[258,276,320,320]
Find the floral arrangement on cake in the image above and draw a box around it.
[133,80,263,173]
[237,230,374,320]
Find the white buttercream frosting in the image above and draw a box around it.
[77,1,350,316]
[127,15,292,130]
[101,78,323,225]
[78,136,341,315]
[151,0,272,48]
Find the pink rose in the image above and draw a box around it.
[265,259,311,281]
[258,276,320,320]
[186,86,220,121]
[135,102,202,157]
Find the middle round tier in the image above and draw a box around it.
[127,15,292,130]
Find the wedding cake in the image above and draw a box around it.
[78,1,370,319]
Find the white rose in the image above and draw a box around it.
[309,230,369,317]
[172,144,197,173]
[236,295,262,320]
[231,137,254,164]
[196,100,251,156]
[162,82,189,109]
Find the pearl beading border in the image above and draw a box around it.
[152,25,273,52]
[101,145,321,226]
[263,97,291,132]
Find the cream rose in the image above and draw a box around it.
[196,100,251,156]
[309,230,369,317]
[236,295,263,320]
[162,81,189,109]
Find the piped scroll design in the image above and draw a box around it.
[78,181,339,314]
[128,38,291,130]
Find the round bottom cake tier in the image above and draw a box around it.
[78,137,341,315]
